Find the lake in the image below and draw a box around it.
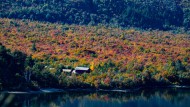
[0,88,190,107]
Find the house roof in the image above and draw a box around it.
[62,69,72,72]
[75,67,89,71]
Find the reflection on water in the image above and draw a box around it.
[0,88,190,107]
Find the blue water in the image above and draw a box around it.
[0,88,190,107]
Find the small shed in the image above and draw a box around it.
[62,69,73,75]
[73,67,90,74]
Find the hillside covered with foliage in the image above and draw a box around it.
[0,18,190,90]
[1,0,190,30]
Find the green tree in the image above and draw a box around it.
[31,42,37,52]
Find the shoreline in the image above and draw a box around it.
[1,85,190,94]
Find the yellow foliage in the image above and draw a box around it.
[90,62,94,71]
[49,68,56,74]
[126,29,135,34]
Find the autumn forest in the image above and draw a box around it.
[0,0,190,90]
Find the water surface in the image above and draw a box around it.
[0,88,190,107]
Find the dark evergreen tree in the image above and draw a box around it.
[0,0,188,30]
